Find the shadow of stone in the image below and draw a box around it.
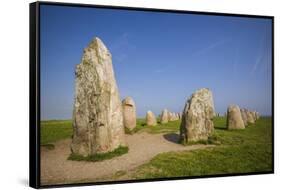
[214,126,227,130]
[163,133,180,144]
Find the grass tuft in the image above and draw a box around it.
[68,146,129,162]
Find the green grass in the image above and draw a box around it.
[40,118,174,144]
[39,117,241,143]
[68,146,128,162]
[40,120,73,145]
[40,118,181,145]
[132,117,273,179]
[133,118,181,134]
[40,116,272,178]
[213,116,227,129]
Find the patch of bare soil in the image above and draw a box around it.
[41,132,214,185]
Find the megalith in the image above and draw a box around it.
[160,109,169,124]
[71,37,126,157]
[146,110,157,126]
[122,97,137,131]
[246,109,255,124]
[240,108,248,126]
[180,88,215,143]
[227,105,245,130]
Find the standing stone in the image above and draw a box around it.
[71,37,126,157]
[175,113,178,120]
[171,113,175,121]
[180,88,215,143]
[253,111,259,121]
[160,109,169,124]
[240,108,248,126]
[178,113,182,120]
[172,113,177,121]
[246,109,255,124]
[146,110,157,126]
[227,105,245,130]
[256,112,260,119]
[168,112,173,121]
[122,97,137,131]
[250,111,255,121]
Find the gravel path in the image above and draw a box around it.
[41,132,214,185]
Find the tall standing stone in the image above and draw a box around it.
[174,113,178,120]
[227,105,245,130]
[171,113,174,120]
[180,88,215,143]
[177,113,180,120]
[160,109,169,124]
[256,112,260,119]
[168,112,173,121]
[146,110,157,126]
[253,111,259,121]
[71,37,126,157]
[178,113,182,120]
[246,109,255,124]
[170,113,175,121]
[240,108,248,126]
[250,111,255,121]
[122,97,137,131]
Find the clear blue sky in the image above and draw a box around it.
[40,4,272,120]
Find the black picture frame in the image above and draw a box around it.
[29,1,274,189]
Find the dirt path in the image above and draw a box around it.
[41,132,214,185]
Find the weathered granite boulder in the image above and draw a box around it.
[227,105,245,130]
[160,109,169,124]
[146,110,157,126]
[240,108,248,126]
[246,109,255,124]
[180,88,215,143]
[71,37,126,157]
[122,97,136,131]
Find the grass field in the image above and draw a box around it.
[40,118,181,145]
[40,117,273,178]
[40,120,73,145]
[133,117,273,178]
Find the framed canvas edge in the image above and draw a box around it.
[29,1,275,189]
[30,1,41,189]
